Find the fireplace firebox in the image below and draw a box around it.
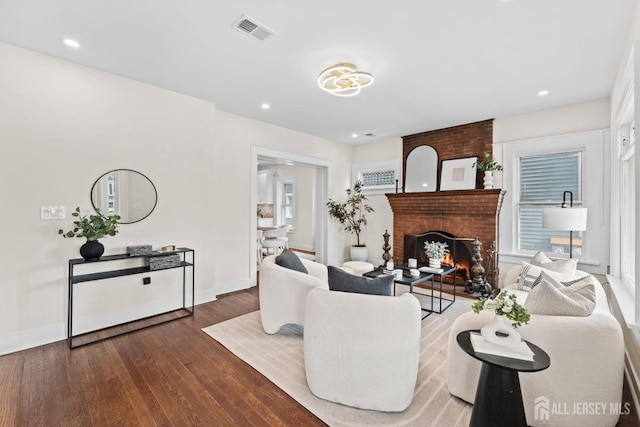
[404,231,474,284]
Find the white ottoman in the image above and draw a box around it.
[340,261,375,276]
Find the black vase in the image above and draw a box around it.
[80,240,104,261]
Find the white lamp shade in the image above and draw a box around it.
[542,207,588,231]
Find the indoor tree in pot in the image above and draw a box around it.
[473,152,503,189]
[326,180,374,262]
[58,207,121,260]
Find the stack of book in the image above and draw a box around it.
[469,332,534,361]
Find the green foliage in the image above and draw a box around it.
[473,152,503,171]
[58,207,120,241]
[424,241,449,260]
[471,290,531,329]
[326,180,374,247]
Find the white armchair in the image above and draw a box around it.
[303,287,422,412]
[259,254,329,334]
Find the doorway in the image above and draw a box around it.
[250,146,331,285]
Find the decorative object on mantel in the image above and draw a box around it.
[472,290,531,347]
[58,207,120,261]
[473,152,503,189]
[381,229,392,267]
[326,180,374,262]
[404,145,438,193]
[423,241,449,269]
[440,157,477,191]
[464,236,492,297]
[127,245,152,256]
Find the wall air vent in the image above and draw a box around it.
[232,15,275,42]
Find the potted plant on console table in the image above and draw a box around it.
[58,207,121,261]
[474,152,503,189]
[326,180,374,262]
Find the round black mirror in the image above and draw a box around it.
[91,169,157,224]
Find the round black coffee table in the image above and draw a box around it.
[457,330,550,427]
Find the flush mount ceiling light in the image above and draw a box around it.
[317,63,374,97]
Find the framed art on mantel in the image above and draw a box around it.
[440,157,477,190]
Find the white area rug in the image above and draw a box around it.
[202,297,474,427]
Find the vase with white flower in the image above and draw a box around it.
[471,290,530,347]
[423,241,449,269]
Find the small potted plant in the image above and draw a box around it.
[423,241,449,268]
[473,152,503,189]
[326,180,374,261]
[472,290,530,347]
[58,207,121,260]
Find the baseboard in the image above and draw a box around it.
[0,283,245,357]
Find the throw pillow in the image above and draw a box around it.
[327,266,393,296]
[530,251,578,275]
[275,249,308,274]
[516,262,586,291]
[524,273,596,316]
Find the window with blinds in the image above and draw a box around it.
[518,151,583,255]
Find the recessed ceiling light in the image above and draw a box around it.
[537,90,549,96]
[261,103,270,110]
[351,133,358,138]
[62,38,80,48]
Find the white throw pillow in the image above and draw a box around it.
[524,272,596,316]
[530,251,578,275]
[516,262,586,291]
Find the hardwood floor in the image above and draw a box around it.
[1,286,638,426]
[0,287,325,426]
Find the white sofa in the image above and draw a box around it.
[304,287,422,411]
[259,254,329,334]
[447,264,624,427]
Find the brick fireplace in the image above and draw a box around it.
[386,119,505,286]
[386,189,505,284]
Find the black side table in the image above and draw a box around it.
[456,330,550,427]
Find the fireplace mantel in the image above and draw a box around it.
[386,189,505,216]
[386,189,505,285]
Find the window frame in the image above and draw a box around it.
[352,159,402,195]
[500,129,609,275]
[276,177,295,231]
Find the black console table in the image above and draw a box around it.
[67,247,195,349]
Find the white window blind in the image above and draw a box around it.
[518,151,582,255]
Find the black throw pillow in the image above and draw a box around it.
[275,249,308,274]
[327,266,393,296]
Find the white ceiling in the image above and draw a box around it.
[0,0,634,144]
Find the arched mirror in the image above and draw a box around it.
[404,145,438,192]
[91,169,157,224]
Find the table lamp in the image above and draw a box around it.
[542,191,587,258]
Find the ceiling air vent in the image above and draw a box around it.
[364,133,376,137]
[233,15,275,42]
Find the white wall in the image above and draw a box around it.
[351,138,402,265]
[493,100,611,279]
[0,42,353,355]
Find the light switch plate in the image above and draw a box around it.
[41,206,66,219]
